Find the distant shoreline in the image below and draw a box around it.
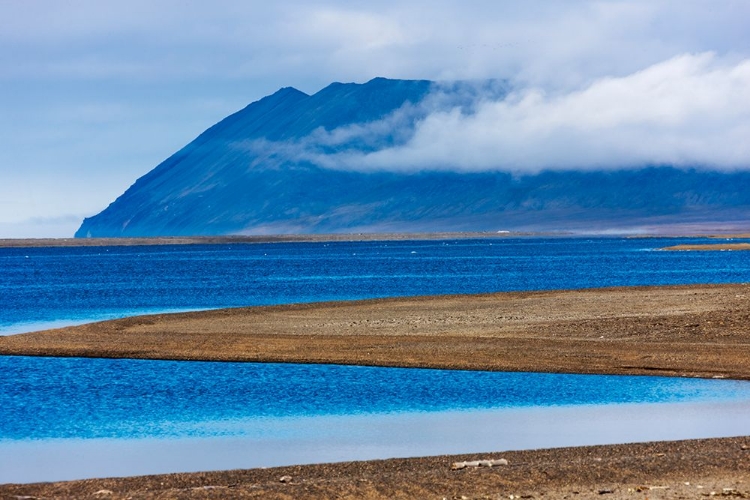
[0,232,547,248]
[661,243,750,251]
[2,230,750,248]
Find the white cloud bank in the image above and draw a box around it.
[306,53,750,173]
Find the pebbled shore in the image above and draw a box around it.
[1,437,749,499]
[1,283,750,498]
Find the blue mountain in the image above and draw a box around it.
[76,77,750,237]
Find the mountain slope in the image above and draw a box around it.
[76,78,750,237]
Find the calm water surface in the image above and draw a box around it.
[2,237,750,333]
[1,357,750,482]
[4,357,750,440]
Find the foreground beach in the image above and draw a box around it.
[1,284,749,497]
[0,437,748,499]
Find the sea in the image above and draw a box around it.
[2,236,750,334]
[2,236,750,483]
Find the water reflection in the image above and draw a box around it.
[2,399,750,483]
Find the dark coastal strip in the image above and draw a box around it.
[2,231,748,248]
[0,232,539,248]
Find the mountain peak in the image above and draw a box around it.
[75,78,750,238]
[271,86,308,98]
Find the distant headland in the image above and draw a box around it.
[76,78,750,238]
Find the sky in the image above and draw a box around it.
[1,0,749,238]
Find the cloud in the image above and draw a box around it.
[2,0,750,235]
[297,53,750,173]
[3,1,750,89]
[292,8,408,51]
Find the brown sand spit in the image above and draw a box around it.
[661,243,750,251]
[2,284,750,379]
[708,233,750,239]
[1,437,749,499]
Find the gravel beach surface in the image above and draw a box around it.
[1,437,749,499]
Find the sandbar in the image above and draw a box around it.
[2,284,749,379]
[661,243,750,251]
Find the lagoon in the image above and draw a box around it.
[2,357,750,483]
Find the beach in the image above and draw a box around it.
[0,437,748,499]
[1,283,749,497]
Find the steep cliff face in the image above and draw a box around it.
[76,78,750,237]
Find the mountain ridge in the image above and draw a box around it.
[76,77,750,238]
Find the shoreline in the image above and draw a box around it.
[661,243,750,251]
[2,283,750,497]
[0,230,749,248]
[0,232,547,248]
[2,437,749,499]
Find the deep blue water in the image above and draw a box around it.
[2,237,750,332]
[2,356,750,441]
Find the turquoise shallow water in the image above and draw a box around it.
[4,399,750,483]
[2,357,750,441]
[2,357,750,483]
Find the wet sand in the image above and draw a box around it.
[1,284,750,497]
